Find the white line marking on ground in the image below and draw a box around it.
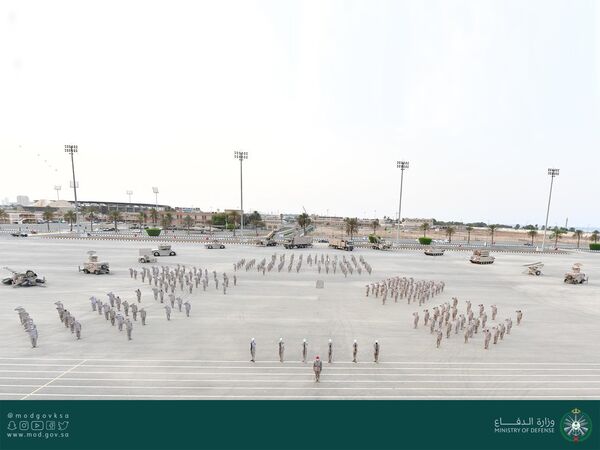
[15,394,600,399]
[20,360,87,400]
[18,386,600,391]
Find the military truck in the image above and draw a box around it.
[564,263,588,284]
[371,237,391,250]
[283,235,313,249]
[329,238,354,251]
[256,230,278,247]
[138,249,157,264]
[79,251,110,274]
[151,244,177,256]
[469,249,495,264]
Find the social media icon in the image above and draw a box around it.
[31,421,44,431]
[19,421,29,431]
[57,421,69,431]
[7,421,16,430]
[46,421,56,430]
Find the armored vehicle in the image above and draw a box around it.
[79,251,110,274]
[564,263,588,284]
[469,249,495,264]
[424,247,445,256]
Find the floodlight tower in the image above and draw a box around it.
[64,145,80,232]
[396,161,409,242]
[541,168,560,251]
[126,190,133,212]
[234,151,248,237]
[54,185,62,201]
[152,187,159,224]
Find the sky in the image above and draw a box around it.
[1,0,599,228]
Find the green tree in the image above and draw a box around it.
[183,215,194,235]
[161,211,173,229]
[138,211,147,227]
[465,226,474,244]
[527,229,538,246]
[550,226,566,248]
[248,211,263,236]
[297,212,311,234]
[85,207,98,233]
[344,217,359,239]
[371,219,380,235]
[149,208,159,226]
[228,211,240,236]
[420,222,430,238]
[445,226,456,243]
[573,230,584,249]
[42,207,55,232]
[63,210,77,232]
[591,230,600,244]
[488,224,499,245]
[108,210,122,232]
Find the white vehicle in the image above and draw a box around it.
[284,235,313,249]
[205,242,225,249]
[79,251,110,274]
[151,245,177,257]
[138,249,157,263]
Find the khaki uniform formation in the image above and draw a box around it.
[366,276,445,306]
[412,297,520,349]
[54,301,82,340]
[83,294,137,340]
[233,253,372,278]
[15,306,38,348]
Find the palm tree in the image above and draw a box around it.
[590,230,599,244]
[573,230,584,249]
[371,219,380,235]
[0,208,8,224]
[108,210,122,232]
[149,208,159,226]
[297,213,311,234]
[488,224,499,245]
[85,207,98,233]
[248,211,263,236]
[527,229,538,246]
[344,217,359,239]
[420,222,430,238]
[161,211,173,229]
[445,226,456,243]
[550,226,565,248]
[42,207,54,232]
[63,210,77,232]
[228,211,240,237]
[183,215,194,235]
[138,211,147,227]
[465,226,473,244]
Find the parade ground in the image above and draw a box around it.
[1,237,599,400]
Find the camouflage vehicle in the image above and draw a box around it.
[424,247,445,256]
[469,249,495,264]
[371,236,391,250]
[564,263,588,284]
[2,267,46,287]
[523,262,544,276]
[79,251,110,275]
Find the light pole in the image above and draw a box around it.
[152,187,159,225]
[234,151,248,237]
[126,190,133,212]
[541,168,559,251]
[396,161,409,242]
[65,145,80,233]
[54,185,61,201]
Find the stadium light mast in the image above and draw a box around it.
[396,161,409,242]
[126,190,133,212]
[64,145,80,233]
[541,168,559,251]
[54,185,62,201]
[234,151,248,237]
[152,187,159,225]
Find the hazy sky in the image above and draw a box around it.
[1,0,599,228]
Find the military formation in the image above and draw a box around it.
[14,306,38,348]
[54,301,82,340]
[412,297,522,349]
[234,252,373,277]
[366,276,445,305]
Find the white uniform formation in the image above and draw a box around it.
[412,298,524,349]
[14,306,38,348]
[234,253,373,277]
[365,277,445,305]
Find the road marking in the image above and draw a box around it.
[20,359,87,400]
[2,380,600,385]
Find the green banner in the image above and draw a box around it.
[0,401,598,450]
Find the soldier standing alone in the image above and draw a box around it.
[313,356,322,382]
[373,341,380,363]
[250,338,256,362]
[278,338,285,363]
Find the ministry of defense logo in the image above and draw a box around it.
[561,408,592,443]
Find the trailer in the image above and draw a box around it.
[138,249,157,264]
[284,235,313,249]
[522,261,543,276]
[329,238,354,251]
[256,230,278,246]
